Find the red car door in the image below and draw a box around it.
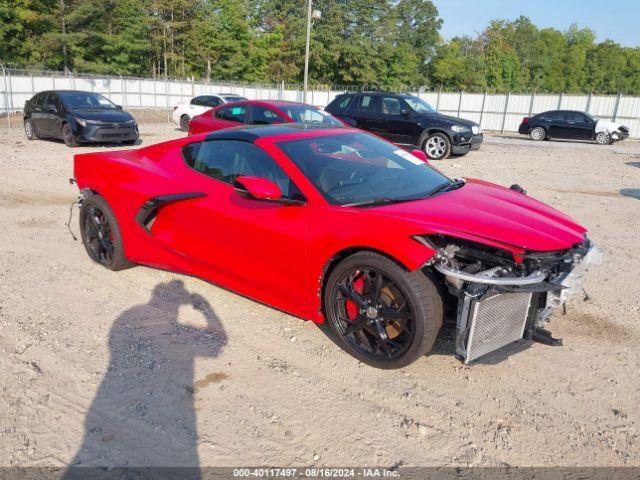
[189,103,249,135]
[149,138,311,316]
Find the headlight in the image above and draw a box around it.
[75,118,87,127]
[471,125,481,135]
[451,124,470,133]
[74,118,107,127]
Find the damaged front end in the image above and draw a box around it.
[418,234,603,364]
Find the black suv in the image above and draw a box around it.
[23,90,139,147]
[325,92,483,160]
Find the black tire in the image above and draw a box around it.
[180,114,190,131]
[24,118,37,140]
[529,126,546,141]
[323,252,443,369]
[79,194,132,271]
[422,132,451,160]
[62,123,79,147]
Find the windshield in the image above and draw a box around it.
[585,112,599,122]
[58,92,117,110]
[278,105,343,126]
[276,132,452,206]
[400,94,436,114]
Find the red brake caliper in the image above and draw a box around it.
[345,273,365,321]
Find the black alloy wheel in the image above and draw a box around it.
[324,252,442,369]
[80,195,131,271]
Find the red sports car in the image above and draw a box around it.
[74,124,601,368]
[187,100,344,135]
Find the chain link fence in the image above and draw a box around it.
[2,67,640,137]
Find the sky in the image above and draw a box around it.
[432,0,640,47]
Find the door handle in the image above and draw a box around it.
[135,192,206,231]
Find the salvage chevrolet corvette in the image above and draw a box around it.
[73,124,601,368]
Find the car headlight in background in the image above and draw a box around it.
[472,125,481,135]
[451,124,471,133]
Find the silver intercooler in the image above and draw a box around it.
[456,291,532,363]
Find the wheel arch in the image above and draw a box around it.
[419,128,451,147]
[318,246,411,318]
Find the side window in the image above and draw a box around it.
[549,111,563,121]
[338,95,353,111]
[215,105,248,123]
[357,95,379,113]
[381,96,403,115]
[191,96,204,106]
[251,105,286,125]
[182,140,304,200]
[203,96,222,107]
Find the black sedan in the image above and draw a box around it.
[518,110,629,144]
[23,90,139,147]
[325,92,483,160]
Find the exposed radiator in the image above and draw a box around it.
[458,291,533,364]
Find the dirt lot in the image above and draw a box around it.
[1,121,639,470]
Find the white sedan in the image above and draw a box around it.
[172,94,247,131]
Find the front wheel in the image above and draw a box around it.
[423,133,451,160]
[595,131,612,145]
[80,194,132,271]
[62,123,79,147]
[24,118,37,140]
[324,252,443,369]
[529,126,546,141]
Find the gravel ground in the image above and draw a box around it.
[1,122,639,469]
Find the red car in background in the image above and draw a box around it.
[188,100,344,135]
[73,124,601,368]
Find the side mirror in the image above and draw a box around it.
[116,105,123,110]
[411,149,429,164]
[234,176,283,201]
[401,109,411,117]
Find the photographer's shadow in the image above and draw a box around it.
[63,280,226,478]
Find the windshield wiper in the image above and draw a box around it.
[343,197,422,208]
[425,179,466,197]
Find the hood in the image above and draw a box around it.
[418,112,477,127]
[595,119,623,134]
[370,179,586,251]
[68,108,135,123]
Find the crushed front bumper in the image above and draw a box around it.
[437,245,603,363]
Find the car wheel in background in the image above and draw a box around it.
[529,126,546,141]
[324,252,443,369]
[423,133,451,160]
[24,118,37,140]
[180,114,190,131]
[595,131,612,145]
[62,123,79,147]
[80,194,132,271]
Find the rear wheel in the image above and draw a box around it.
[529,126,546,141]
[324,252,442,369]
[80,194,132,271]
[595,131,611,145]
[423,133,451,160]
[62,123,79,147]
[180,114,190,131]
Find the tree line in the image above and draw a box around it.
[1,0,639,94]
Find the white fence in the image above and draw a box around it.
[2,68,640,138]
